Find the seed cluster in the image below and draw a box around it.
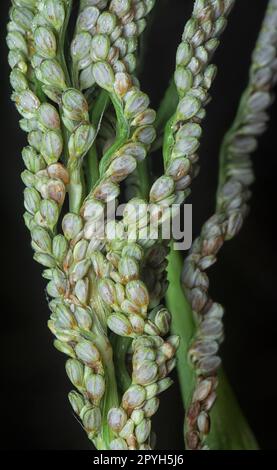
[92,231,179,449]
[115,4,238,436]
[8,0,276,451]
[77,0,158,231]
[107,333,177,449]
[7,1,107,443]
[122,0,237,281]
[182,0,277,450]
[7,0,179,451]
[71,0,155,90]
[152,0,236,210]
[8,1,70,244]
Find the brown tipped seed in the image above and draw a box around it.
[122,385,146,410]
[150,176,175,203]
[93,180,120,201]
[98,279,116,305]
[108,154,137,183]
[186,431,200,450]
[197,355,221,375]
[85,374,105,404]
[108,407,127,432]
[125,91,150,118]
[121,299,142,315]
[107,313,133,336]
[187,401,201,425]
[114,72,132,96]
[118,256,140,282]
[133,361,158,385]
[46,180,66,205]
[126,280,149,307]
[166,157,191,181]
[129,313,145,334]
[203,391,217,411]
[75,340,100,365]
[47,163,69,184]
[197,411,210,434]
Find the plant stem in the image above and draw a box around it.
[57,0,72,87]
[136,160,151,200]
[156,79,178,137]
[94,334,119,449]
[111,335,131,394]
[86,90,109,191]
[67,166,84,214]
[99,93,130,177]
[89,271,119,449]
[166,246,195,409]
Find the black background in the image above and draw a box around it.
[0,0,276,450]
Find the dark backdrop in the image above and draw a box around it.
[0,0,276,450]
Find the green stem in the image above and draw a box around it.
[86,145,99,192]
[99,93,130,177]
[67,166,84,214]
[163,114,176,169]
[71,63,80,90]
[112,143,153,385]
[57,0,72,87]
[156,79,178,137]
[57,0,81,210]
[137,160,151,200]
[151,79,178,156]
[94,335,119,449]
[89,271,119,449]
[111,335,132,394]
[86,90,110,191]
[165,246,196,409]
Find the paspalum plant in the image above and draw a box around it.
[6,0,277,450]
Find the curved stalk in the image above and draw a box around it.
[166,248,258,450]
